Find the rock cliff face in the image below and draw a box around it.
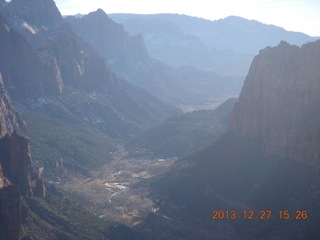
[0,131,46,197]
[0,58,44,240]
[0,74,19,138]
[36,27,116,91]
[0,110,45,240]
[66,9,149,60]
[0,13,63,99]
[1,1,116,96]
[230,40,320,167]
[66,9,244,108]
[149,40,320,239]
[4,0,63,27]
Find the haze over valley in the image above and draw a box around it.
[0,0,319,239]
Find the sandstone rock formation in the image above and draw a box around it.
[0,64,44,240]
[0,74,19,138]
[0,13,63,99]
[230,40,320,167]
[3,0,63,27]
[1,1,116,95]
[1,0,179,137]
[66,9,149,61]
[0,131,46,197]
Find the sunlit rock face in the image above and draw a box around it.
[0,13,64,99]
[1,0,117,96]
[230,40,320,167]
[0,74,19,138]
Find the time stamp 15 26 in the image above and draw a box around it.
[211,210,308,220]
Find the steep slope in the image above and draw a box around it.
[66,9,244,108]
[0,74,19,137]
[4,0,63,27]
[0,72,45,240]
[0,73,22,240]
[0,13,62,100]
[0,0,179,138]
[145,40,320,240]
[0,0,181,184]
[1,0,178,123]
[128,98,237,158]
[0,6,144,239]
[230,40,320,167]
[65,9,149,61]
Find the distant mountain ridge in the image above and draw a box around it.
[66,9,244,108]
[110,13,318,76]
[112,13,317,53]
[66,9,149,60]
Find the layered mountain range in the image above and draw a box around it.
[0,0,178,238]
[0,0,178,120]
[147,40,320,239]
[0,1,178,237]
[0,0,319,239]
[65,9,244,108]
[0,0,180,149]
[111,14,318,76]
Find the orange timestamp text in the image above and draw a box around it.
[211,210,308,220]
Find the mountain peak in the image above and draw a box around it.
[96,8,107,14]
[230,39,320,167]
[5,0,63,27]
[87,8,110,21]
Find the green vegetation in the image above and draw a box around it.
[22,191,140,240]
[128,98,237,158]
[17,88,120,180]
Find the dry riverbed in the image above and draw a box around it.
[61,145,176,226]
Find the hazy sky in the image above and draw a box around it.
[54,0,320,36]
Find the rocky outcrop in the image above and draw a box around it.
[1,2,117,95]
[0,90,45,239]
[0,131,46,198]
[0,52,44,240]
[0,73,19,138]
[148,40,320,240]
[0,165,9,188]
[230,40,320,167]
[36,27,116,90]
[3,0,63,27]
[0,13,63,99]
[66,9,149,60]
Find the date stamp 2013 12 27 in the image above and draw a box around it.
[211,210,308,220]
